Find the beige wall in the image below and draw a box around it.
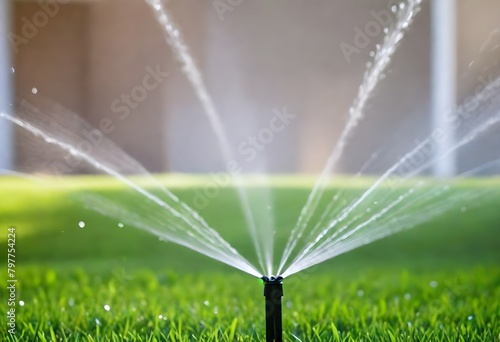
[456,0,500,171]
[86,0,172,172]
[13,0,207,173]
[14,3,89,172]
[11,0,500,174]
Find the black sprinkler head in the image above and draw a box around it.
[261,276,284,284]
[261,276,284,342]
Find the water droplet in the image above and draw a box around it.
[78,221,85,229]
[369,50,375,57]
[31,87,38,95]
[399,2,406,10]
[384,27,389,34]
[204,300,210,306]
[391,5,398,13]
[19,300,25,306]
[407,321,412,328]
[213,306,219,314]
[95,318,101,326]
[68,298,75,307]
[11,67,15,74]
[404,293,411,300]
[103,304,110,311]
[468,315,474,321]
[173,29,180,37]
[357,290,364,297]
[158,314,163,319]
[429,280,438,288]
[118,223,124,228]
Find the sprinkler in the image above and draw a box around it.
[261,276,284,342]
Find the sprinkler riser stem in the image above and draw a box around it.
[262,276,284,342]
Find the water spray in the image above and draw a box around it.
[261,276,284,342]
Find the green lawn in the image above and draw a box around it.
[0,175,499,341]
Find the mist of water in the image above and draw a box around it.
[281,76,500,277]
[278,0,424,275]
[145,0,274,276]
[1,99,261,277]
[3,0,500,281]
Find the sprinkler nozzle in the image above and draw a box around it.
[261,276,284,342]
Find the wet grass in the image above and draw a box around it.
[0,175,499,341]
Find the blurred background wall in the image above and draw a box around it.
[1,0,500,174]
